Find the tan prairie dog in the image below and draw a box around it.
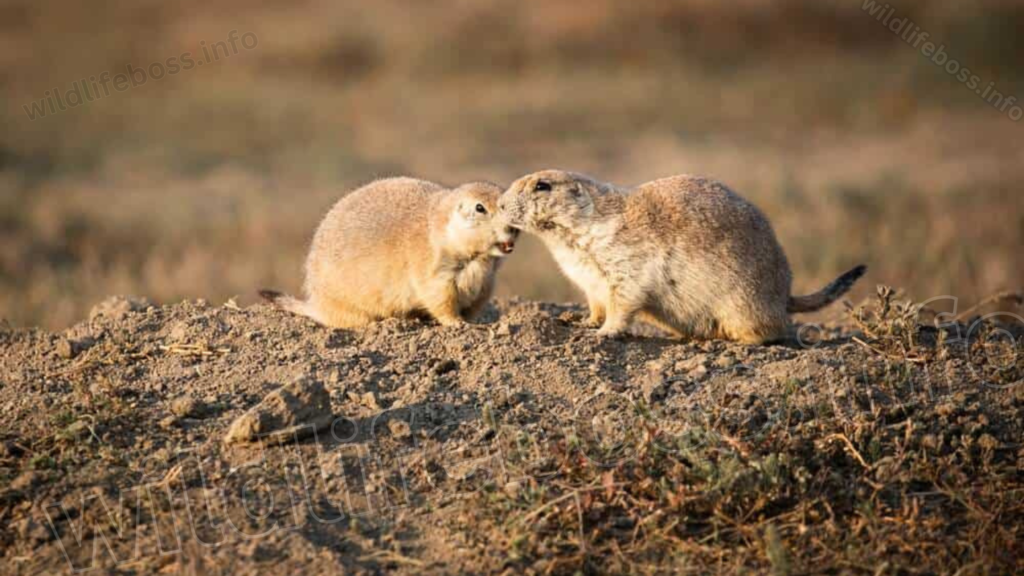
[498,170,866,344]
[261,177,519,328]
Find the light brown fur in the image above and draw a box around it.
[498,170,866,344]
[262,177,518,328]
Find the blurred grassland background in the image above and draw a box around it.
[1,0,1022,328]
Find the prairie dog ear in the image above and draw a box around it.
[559,182,592,219]
[451,202,473,225]
[569,181,592,206]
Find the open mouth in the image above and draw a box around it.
[498,227,520,254]
[491,225,519,255]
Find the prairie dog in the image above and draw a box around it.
[498,170,866,344]
[261,177,518,328]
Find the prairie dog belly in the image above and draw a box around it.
[548,242,610,302]
[455,258,495,310]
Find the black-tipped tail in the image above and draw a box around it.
[788,265,867,314]
[258,289,283,303]
[258,289,312,320]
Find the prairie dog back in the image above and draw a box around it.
[305,178,438,309]
[261,177,518,328]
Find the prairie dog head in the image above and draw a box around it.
[498,170,609,232]
[444,182,519,258]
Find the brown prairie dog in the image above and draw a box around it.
[261,177,519,328]
[498,170,866,344]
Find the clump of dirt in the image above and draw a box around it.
[0,293,1021,574]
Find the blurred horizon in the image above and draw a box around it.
[2,0,1023,328]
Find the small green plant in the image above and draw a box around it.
[851,285,926,358]
[29,453,56,470]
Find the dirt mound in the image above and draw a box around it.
[0,296,1021,574]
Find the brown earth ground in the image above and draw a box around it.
[2,2,1023,573]
[0,291,1021,574]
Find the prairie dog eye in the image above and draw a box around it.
[534,180,552,192]
[475,203,487,214]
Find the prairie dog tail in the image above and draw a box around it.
[259,289,314,319]
[787,265,867,314]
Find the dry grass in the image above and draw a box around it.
[3,162,1021,329]
[2,0,1023,328]
[462,397,1022,573]
[456,301,1024,574]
